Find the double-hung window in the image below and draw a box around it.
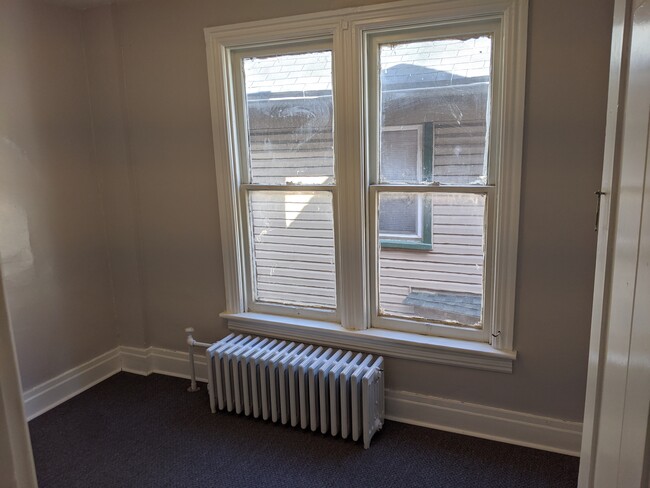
[206,0,527,371]
[232,44,338,321]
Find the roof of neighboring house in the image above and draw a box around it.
[404,290,482,320]
[244,36,491,97]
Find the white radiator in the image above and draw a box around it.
[205,334,385,448]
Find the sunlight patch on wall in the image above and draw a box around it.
[0,137,35,283]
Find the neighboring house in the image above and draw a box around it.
[245,37,490,327]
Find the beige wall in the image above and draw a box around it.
[82,7,148,347]
[91,0,613,423]
[0,0,118,390]
[0,0,612,423]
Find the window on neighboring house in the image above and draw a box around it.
[206,0,526,359]
[379,126,433,251]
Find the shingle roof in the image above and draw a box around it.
[404,290,482,320]
[381,37,491,82]
[244,51,333,94]
[244,36,491,96]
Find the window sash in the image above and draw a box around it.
[239,187,340,321]
[366,20,499,340]
[230,40,335,187]
[369,185,493,342]
[231,41,342,322]
[365,19,501,188]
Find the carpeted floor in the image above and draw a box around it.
[28,373,579,487]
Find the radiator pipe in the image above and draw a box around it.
[185,327,212,393]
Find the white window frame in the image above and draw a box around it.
[230,41,340,322]
[205,0,527,372]
[368,19,499,343]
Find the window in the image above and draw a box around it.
[369,29,495,339]
[206,0,527,367]
[232,45,338,321]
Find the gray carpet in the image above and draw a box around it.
[28,373,579,487]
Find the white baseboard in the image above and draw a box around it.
[385,390,582,456]
[119,345,208,382]
[22,348,122,421]
[23,346,582,456]
[119,345,151,375]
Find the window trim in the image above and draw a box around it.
[223,311,515,372]
[205,0,528,365]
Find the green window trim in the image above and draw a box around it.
[380,240,432,251]
[380,122,434,251]
[422,122,434,183]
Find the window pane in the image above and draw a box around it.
[378,192,485,327]
[379,37,491,185]
[243,51,334,185]
[249,191,336,309]
[379,193,420,237]
[381,128,420,182]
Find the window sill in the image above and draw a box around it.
[221,312,516,373]
[379,240,433,251]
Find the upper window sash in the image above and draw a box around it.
[230,41,336,187]
[366,18,501,188]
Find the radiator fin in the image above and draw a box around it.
[206,334,384,448]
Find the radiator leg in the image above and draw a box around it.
[187,344,200,393]
[207,349,216,413]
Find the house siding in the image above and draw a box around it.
[248,120,486,322]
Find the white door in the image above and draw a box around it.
[578,0,650,486]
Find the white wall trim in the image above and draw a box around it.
[224,312,515,373]
[119,345,208,382]
[119,345,151,375]
[23,346,580,456]
[22,348,122,421]
[386,390,582,456]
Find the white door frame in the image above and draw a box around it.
[0,262,37,487]
[578,0,650,485]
